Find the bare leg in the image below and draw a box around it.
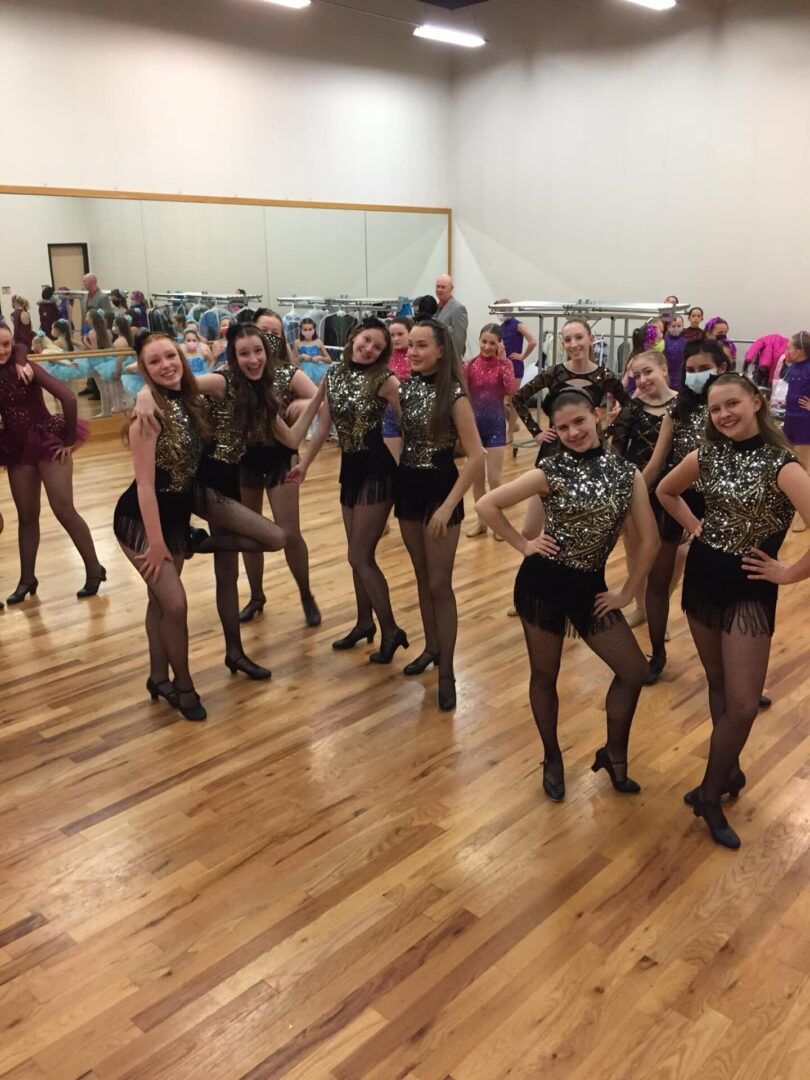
[38,457,103,576]
[486,446,506,540]
[466,456,488,536]
[7,465,41,586]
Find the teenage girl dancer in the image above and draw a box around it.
[641,340,730,682]
[382,316,412,461]
[0,324,105,604]
[658,374,810,849]
[782,330,810,532]
[478,387,658,801]
[239,309,321,627]
[290,318,408,662]
[395,318,485,710]
[464,323,516,538]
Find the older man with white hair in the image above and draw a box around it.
[435,273,468,357]
[78,274,113,398]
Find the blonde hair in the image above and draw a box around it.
[791,330,810,360]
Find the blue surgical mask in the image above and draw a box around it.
[684,369,716,393]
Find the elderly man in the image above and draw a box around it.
[435,274,468,357]
[79,274,113,398]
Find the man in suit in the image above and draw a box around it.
[435,274,468,358]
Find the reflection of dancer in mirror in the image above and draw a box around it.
[464,322,516,539]
[290,319,408,662]
[782,330,810,532]
[238,309,321,627]
[395,319,485,710]
[478,387,658,802]
[658,374,810,849]
[381,316,412,462]
[0,324,105,606]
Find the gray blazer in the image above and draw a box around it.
[437,296,469,357]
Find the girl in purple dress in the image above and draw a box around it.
[783,330,810,531]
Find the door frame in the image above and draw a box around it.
[48,242,90,287]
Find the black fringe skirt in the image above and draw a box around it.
[395,458,464,527]
[197,456,241,502]
[655,486,705,545]
[339,440,396,508]
[241,443,295,491]
[514,554,622,638]
[113,480,193,557]
[682,535,785,637]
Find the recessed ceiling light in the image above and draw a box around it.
[413,24,486,48]
[624,0,677,10]
[261,0,311,10]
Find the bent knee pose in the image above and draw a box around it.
[0,324,104,604]
[239,310,321,627]
[478,388,658,803]
[395,319,485,711]
[658,374,810,850]
[290,318,407,662]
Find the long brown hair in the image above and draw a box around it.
[414,319,466,441]
[89,308,112,349]
[226,324,280,444]
[561,318,596,364]
[254,308,291,364]
[114,316,134,348]
[706,373,791,451]
[133,333,211,440]
[341,318,393,390]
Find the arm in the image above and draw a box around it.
[317,339,331,363]
[31,364,78,447]
[499,356,517,397]
[512,368,554,438]
[741,462,810,585]
[426,396,485,538]
[641,413,674,488]
[129,424,173,583]
[378,375,401,423]
[272,380,327,448]
[476,467,553,556]
[286,399,332,482]
[656,451,702,536]
[454,305,469,357]
[291,341,300,362]
[290,368,317,400]
[594,473,659,616]
[516,323,538,363]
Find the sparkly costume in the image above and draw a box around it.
[0,360,89,466]
[783,357,810,446]
[197,370,248,501]
[241,360,298,490]
[512,362,630,462]
[464,354,516,448]
[658,390,710,543]
[326,361,396,507]
[501,317,526,379]
[395,374,466,526]
[682,436,797,635]
[382,348,410,439]
[113,390,204,555]
[514,446,637,637]
[613,396,681,543]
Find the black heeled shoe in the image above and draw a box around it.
[185,527,210,558]
[332,624,376,650]
[77,566,106,598]
[684,769,746,807]
[643,651,666,686]
[759,694,772,710]
[541,760,565,802]
[691,791,741,849]
[369,628,409,665]
[146,678,179,709]
[591,747,641,793]
[171,681,207,722]
[7,578,38,605]
[301,592,321,627]
[437,675,456,711]
[403,651,437,676]
[225,654,271,680]
[239,595,266,623]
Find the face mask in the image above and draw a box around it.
[668,327,682,338]
[653,339,665,353]
[265,332,282,356]
[684,369,715,393]
[186,342,198,352]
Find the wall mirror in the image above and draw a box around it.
[0,188,451,422]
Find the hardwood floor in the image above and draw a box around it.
[1,434,808,1079]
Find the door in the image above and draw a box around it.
[49,243,89,330]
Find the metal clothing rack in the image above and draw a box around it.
[489,300,690,371]
[152,291,263,313]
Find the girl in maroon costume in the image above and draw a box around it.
[0,323,105,603]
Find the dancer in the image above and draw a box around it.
[782,330,810,532]
[663,314,687,390]
[382,316,412,461]
[292,318,331,386]
[0,323,105,603]
[477,387,658,801]
[494,299,538,442]
[657,374,810,849]
[612,350,678,628]
[289,318,408,662]
[464,323,516,538]
[395,318,485,710]
[10,296,34,363]
[238,309,321,626]
[682,306,704,342]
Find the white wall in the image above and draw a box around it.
[449,0,810,346]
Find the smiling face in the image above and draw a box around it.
[408,323,442,376]
[390,322,409,351]
[234,333,267,381]
[479,331,500,358]
[351,327,387,366]
[631,354,668,397]
[141,337,184,390]
[550,400,600,452]
[561,321,594,365]
[0,325,13,365]
[708,382,760,441]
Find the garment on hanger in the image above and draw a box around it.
[323,311,358,348]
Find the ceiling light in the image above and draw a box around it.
[413,24,486,48]
[261,0,311,9]
[623,0,677,10]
